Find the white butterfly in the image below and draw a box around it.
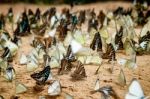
[71,39,82,54]
[64,92,73,99]
[19,54,28,65]
[4,41,18,56]
[118,69,126,86]
[48,80,61,96]
[16,81,27,94]
[48,42,66,67]
[50,15,57,29]
[77,54,102,65]
[26,60,38,72]
[125,78,149,99]
[4,64,15,81]
[48,28,56,37]
[94,78,100,91]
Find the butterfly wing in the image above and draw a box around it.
[64,93,73,99]
[94,78,100,91]
[118,69,126,86]
[48,80,61,96]
[126,79,145,99]
[31,66,50,83]
[125,93,140,99]
[16,82,27,94]
[71,39,82,54]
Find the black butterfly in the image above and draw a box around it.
[97,10,105,27]
[88,18,98,32]
[14,12,30,36]
[65,45,76,62]
[115,26,123,50]
[136,10,146,26]
[30,66,51,85]
[71,15,78,32]
[113,7,132,16]
[11,36,21,46]
[90,32,102,51]
[0,14,5,30]
[113,7,124,16]
[35,8,41,21]
[7,7,13,23]
[1,47,12,62]
[28,9,34,16]
[78,10,86,26]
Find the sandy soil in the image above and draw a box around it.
[0,2,150,99]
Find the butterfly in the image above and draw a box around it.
[19,54,27,65]
[88,18,98,33]
[26,51,39,72]
[7,7,13,23]
[4,63,15,81]
[138,31,150,51]
[0,95,4,99]
[57,45,76,75]
[64,92,74,99]
[125,78,149,99]
[32,22,47,36]
[0,14,5,30]
[118,54,137,69]
[48,42,66,68]
[30,66,51,85]
[11,36,21,46]
[123,38,136,56]
[31,36,46,48]
[139,31,150,43]
[99,86,118,99]
[28,9,34,16]
[78,53,102,65]
[102,43,116,62]
[35,8,41,21]
[43,54,51,67]
[118,68,126,86]
[1,47,12,62]
[91,78,118,99]
[97,10,105,27]
[10,95,20,99]
[71,61,86,80]
[78,10,86,26]
[14,12,30,36]
[90,32,102,51]
[115,26,123,50]
[57,19,69,41]
[48,80,61,96]
[58,58,72,75]
[15,81,27,94]
[65,45,76,62]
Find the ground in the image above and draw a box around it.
[0,2,150,99]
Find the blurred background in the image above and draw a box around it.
[0,0,149,5]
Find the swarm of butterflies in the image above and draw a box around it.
[0,0,150,98]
